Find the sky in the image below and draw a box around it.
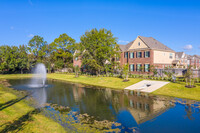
[0,0,200,55]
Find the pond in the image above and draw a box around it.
[9,79,200,133]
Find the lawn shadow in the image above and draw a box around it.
[0,95,29,111]
[0,109,40,133]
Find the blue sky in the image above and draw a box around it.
[0,0,200,55]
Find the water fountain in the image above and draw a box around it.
[29,63,47,107]
[29,63,47,88]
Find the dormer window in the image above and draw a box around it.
[138,42,140,46]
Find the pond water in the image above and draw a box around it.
[9,79,200,133]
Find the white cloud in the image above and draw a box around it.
[118,40,129,44]
[27,34,34,38]
[183,44,193,51]
[10,26,14,30]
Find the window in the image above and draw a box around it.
[144,51,150,58]
[169,53,173,59]
[124,52,128,58]
[75,57,78,61]
[137,52,142,58]
[144,64,150,72]
[137,64,142,72]
[130,52,134,58]
[138,42,140,46]
[129,64,134,71]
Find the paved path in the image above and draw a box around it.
[124,80,169,93]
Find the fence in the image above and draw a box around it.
[156,68,200,78]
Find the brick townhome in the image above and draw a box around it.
[188,55,200,69]
[173,52,200,69]
[118,36,175,74]
[73,36,176,73]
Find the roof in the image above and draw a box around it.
[138,36,175,52]
[119,40,134,52]
[194,55,200,59]
[175,52,184,58]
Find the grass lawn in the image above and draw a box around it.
[47,73,142,89]
[0,74,32,79]
[0,86,66,133]
[152,82,200,101]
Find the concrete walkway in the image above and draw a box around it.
[124,80,169,93]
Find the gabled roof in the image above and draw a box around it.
[119,40,134,52]
[138,36,175,52]
[194,55,200,59]
[175,52,184,58]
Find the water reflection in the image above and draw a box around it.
[31,87,47,107]
[9,79,200,133]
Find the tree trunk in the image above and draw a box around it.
[63,57,66,68]
[21,69,23,74]
[126,74,128,81]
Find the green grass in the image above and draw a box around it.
[152,82,200,101]
[0,74,32,79]
[47,73,142,89]
[0,86,66,133]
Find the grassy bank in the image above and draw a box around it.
[0,86,66,132]
[0,74,32,79]
[152,82,200,101]
[47,73,142,89]
[1,74,200,101]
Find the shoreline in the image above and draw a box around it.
[1,73,200,101]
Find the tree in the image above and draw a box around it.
[149,65,158,77]
[139,65,145,76]
[184,66,195,88]
[28,35,47,63]
[74,65,80,78]
[105,64,110,77]
[53,33,76,68]
[122,63,129,81]
[18,45,28,74]
[78,28,119,75]
[163,67,174,80]
[0,46,20,73]
[0,46,7,72]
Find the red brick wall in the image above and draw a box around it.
[73,56,82,68]
[119,52,124,67]
[120,50,154,74]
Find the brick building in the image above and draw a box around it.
[118,36,175,74]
